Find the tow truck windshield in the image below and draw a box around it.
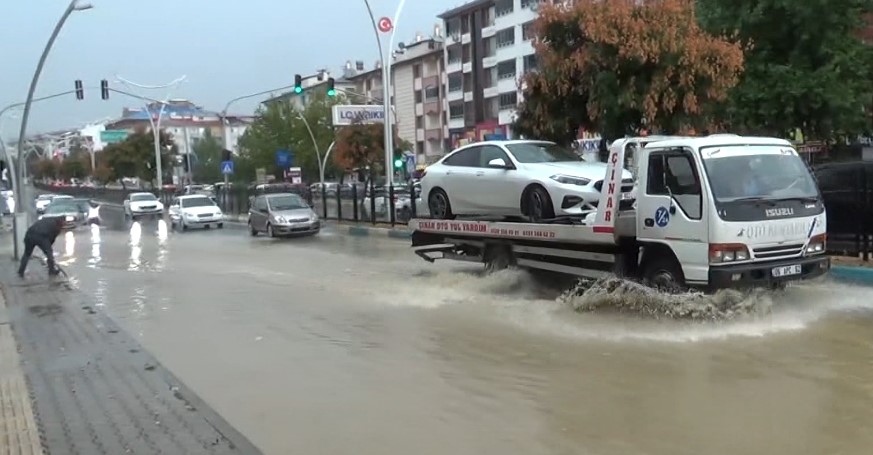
[701,145,822,221]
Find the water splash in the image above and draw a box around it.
[559,276,774,320]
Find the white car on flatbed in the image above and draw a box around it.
[168,194,224,231]
[410,134,830,292]
[421,140,635,222]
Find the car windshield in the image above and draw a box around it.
[181,197,215,208]
[130,193,157,202]
[701,145,819,202]
[37,195,53,201]
[45,204,74,214]
[505,142,581,163]
[268,195,308,210]
[53,196,72,201]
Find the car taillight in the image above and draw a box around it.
[709,243,750,263]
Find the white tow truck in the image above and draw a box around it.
[409,135,831,291]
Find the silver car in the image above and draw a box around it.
[248,193,320,237]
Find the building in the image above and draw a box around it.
[261,71,356,109]
[439,0,541,148]
[103,99,253,155]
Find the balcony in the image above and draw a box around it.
[446,33,460,45]
[416,129,425,141]
[448,117,465,130]
[415,103,423,116]
[497,76,517,93]
[483,86,499,98]
[461,33,471,44]
[424,100,440,114]
[425,128,442,142]
[414,78,422,91]
[464,91,473,102]
[482,55,498,68]
[462,62,472,73]
[447,60,462,74]
[447,90,463,102]
[482,24,497,38]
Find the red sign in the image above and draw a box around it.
[417,220,557,239]
[377,17,393,33]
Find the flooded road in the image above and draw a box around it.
[53,218,873,455]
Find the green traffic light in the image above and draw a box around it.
[294,86,303,94]
[394,159,403,168]
[327,89,336,96]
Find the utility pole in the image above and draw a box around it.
[183,126,192,184]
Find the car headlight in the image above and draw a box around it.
[275,216,287,223]
[805,234,826,254]
[550,174,591,186]
[709,243,750,263]
[184,211,195,218]
[310,213,318,221]
[65,215,74,221]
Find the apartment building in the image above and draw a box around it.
[440,0,542,148]
[344,34,448,164]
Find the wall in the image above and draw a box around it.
[393,64,416,149]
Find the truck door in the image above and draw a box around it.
[637,147,709,283]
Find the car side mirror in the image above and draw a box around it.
[488,158,509,169]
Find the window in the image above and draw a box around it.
[495,0,513,16]
[522,21,535,40]
[415,116,423,128]
[496,28,515,48]
[424,85,439,100]
[479,145,511,167]
[523,54,537,72]
[254,196,267,211]
[449,103,464,119]
[448,73,463,92]
[497,60,516,79]
[413,64,421,78]
[443,147,479,166]
[702,146,818,202]
[415,91,423,103]
[647,149,702,219]
[505,142,579,163]
[498,91,518,109]
[447,47,462,64]
[521,0,541,8]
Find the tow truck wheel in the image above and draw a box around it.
[428,189,454,220]
[524,185,555,222]
[484,244,514,274]
[642,256,686,293]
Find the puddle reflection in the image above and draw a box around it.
[129,222,142,270]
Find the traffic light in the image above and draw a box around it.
[100,79,109,100]
[294,74,303,94]
[393,150,404,169]
[326,77,336,97]
[74,80,84,100]
[222,149,233,162]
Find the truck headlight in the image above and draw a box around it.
[550,174,591,186]
[709,243,750,263]
[805,234,826,254]
[65,215,74,222]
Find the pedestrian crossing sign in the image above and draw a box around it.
[221,160,234,175]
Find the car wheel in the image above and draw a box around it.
[182,222,188,231]
[642,256,686,293]
[427,189,454,220]
[267,223,275,238]
[525,186,555,222]
[217,223,224,229]
[249,221,258,236]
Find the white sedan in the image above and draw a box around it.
[420,140,635,221]
[123,192,165,219]
[168,194,224,231]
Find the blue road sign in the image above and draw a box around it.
[275,149,294,168]
[221,160,234,175]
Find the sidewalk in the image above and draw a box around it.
[0,259,262,454]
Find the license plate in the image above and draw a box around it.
[771,264,802,277]
[620,192,634,201]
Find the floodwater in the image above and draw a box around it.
[51,213,873,455]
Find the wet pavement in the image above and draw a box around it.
[41,210,873,455]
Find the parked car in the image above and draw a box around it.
[420,140,635,221]
[168,195,224,231]
[360,182,424,222]
[248,193,320,237]
[123,192,165,220]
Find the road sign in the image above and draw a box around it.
[331,105,387,126]
[221,160,234,175]
[100,130,128,143]
[378,17,393,33]
[275,149,294,168]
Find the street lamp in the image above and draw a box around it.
[116,75,187,190]
[362,0,407,188]
[13,0,92,259]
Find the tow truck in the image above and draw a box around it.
[409,135,830,291]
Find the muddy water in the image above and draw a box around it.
[56,222,873,455]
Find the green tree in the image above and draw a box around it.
[101,128,174,187]
[59,156,87,180]
[333,122,409,184]
[32,158,58,180]
[513,0,745,144]
[237,91,344,183]
[697,0,873,140]
[191,129,223,183]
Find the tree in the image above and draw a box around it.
[333,122,409,183]
[59,156,86,180]
[697,0,873,139]
[513,0,745,144]
[92,164,112,186]
[32,158,58,180]
[237,91,344,183]
[191,129,223,183]
[101,128,174,187]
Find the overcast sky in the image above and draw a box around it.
[0,0,458,138]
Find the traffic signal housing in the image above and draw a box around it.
[74,80,84,100]
[222,149,233,162]
[100,79,109,100]
[326,78,336,97]
[294,74,303,94]
[393,150,404,169]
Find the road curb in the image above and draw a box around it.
[829,266,873,285]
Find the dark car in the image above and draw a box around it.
[813,161,873,251]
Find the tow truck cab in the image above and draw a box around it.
[410,135,830,291]
[621,135,829,289]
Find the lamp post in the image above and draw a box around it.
[362,0,407,188]
[115,75,187,190]
[13,0,92,259]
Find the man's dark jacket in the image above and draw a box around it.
[25,217,62,244]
